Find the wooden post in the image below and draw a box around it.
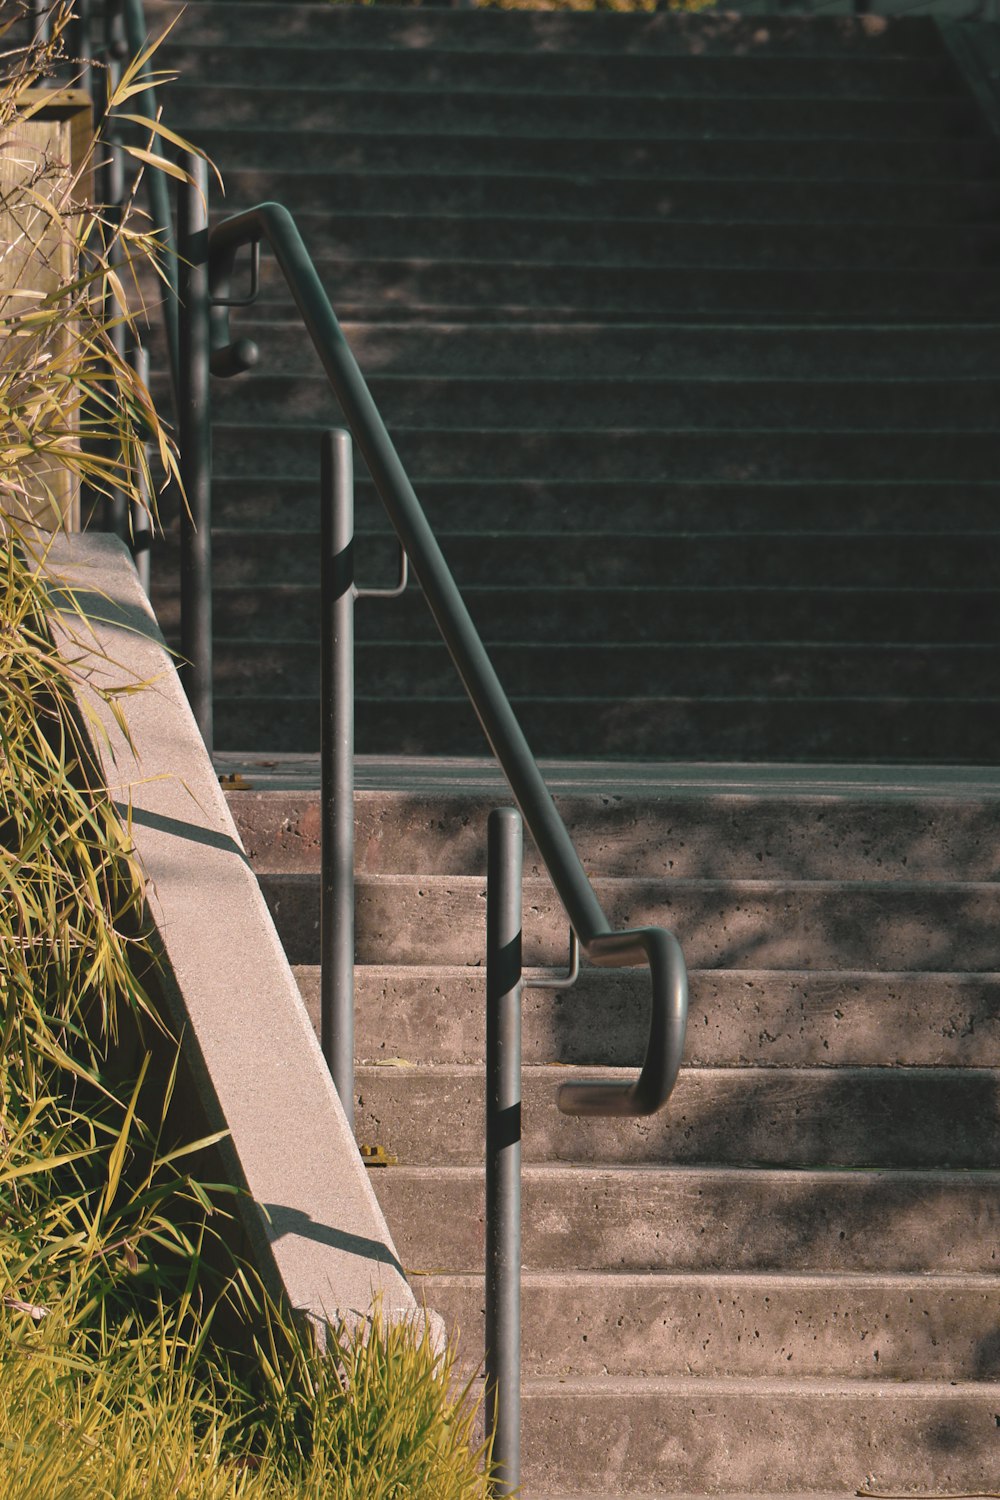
[0,90,92,532]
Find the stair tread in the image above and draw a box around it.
[357,1061,1000,1076]
[420,1267,1000,1287]
[217,753,1000,796]
[387,1162,1000,1180]
[521,1373,1000,1393]
[304,963,1000,981]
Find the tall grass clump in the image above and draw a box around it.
[1,6,491,1493]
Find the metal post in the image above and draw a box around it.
[320,430,356,1128]
[102,123,128,539]
[177,152,213,751]
[485,807,522,1497]
[129,344,152,595]
[30,0,50,44]
[69,0,91,71]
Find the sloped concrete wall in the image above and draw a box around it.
[42,532,421,1340]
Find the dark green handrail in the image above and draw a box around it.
[207,201,688,1119]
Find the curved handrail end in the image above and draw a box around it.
[557,926,688,1118]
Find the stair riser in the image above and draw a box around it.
[214,642,1000,701]
[214,695,1000,762]
[169,85,976,139]
[206,374,1000,430]
[309,967,1000,1071]
[193,477,1000,535]
[425,1273,1000,1381]
[159,584,1000,648]
[162,45,952,98]
[208,170,1000,226]
[145,3,944,58]
[200,530,1000,589]
[517,1383,1000,1496]
[208,427,1000,483]
[170,128,1000,181]
[261,873,1000,971]
[189,319,1000,381]
[374,1167,1000,1272]
[232,788,1000,882]
[198,214,1000,270]
[234,263,1000,320]
[354,1065,1000,1170]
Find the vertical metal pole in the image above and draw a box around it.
[321,430,356,1130]
[485,807,522,1497]
[129,344,152,595]
[30,1,50,44]
[70,0,91,71]
[102,124,129,538]
[177,152,213,751]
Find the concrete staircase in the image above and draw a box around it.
[130,2,1000,1494]
[144,0,1000,763]
[224,758,1000,1497]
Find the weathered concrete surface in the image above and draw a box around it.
[425,1269,1000,1381]
[318,966,1000,1070]
[43,534,419,1336]
[354,1063,1000,1169]
[263,868,1000,971]
[374,1166,1000,1275]
[230,780,1000,882]
[519,1376,1000,1495]
[142,2,946,57]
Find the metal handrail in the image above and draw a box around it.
[207,199,689,1121]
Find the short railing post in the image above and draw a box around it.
[485,807,523,1497]
[320,429,356,1130]
[128,343,152,594]
[177,151,213,751]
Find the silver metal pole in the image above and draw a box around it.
[485,807,522,1496]
[177,152,213,751]
[320,429,356,1129]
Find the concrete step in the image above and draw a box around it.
[333,966,1000,1071]
[198,212,1000,271]
[213,692,1000,761]
[204,318,1000,380]
[353,1062,1000,1170]
[174,583,999,647]
[214,641,1000,701]
[193,477,1000,535]
[161,43,956,98]
[261,870,1000,970]
[224,260,1000,320]
[206,372,1000,430]
[180,126,1000,180]
[372,1163,1000,1272]
[210,170,1000,228]
[168,81,979,140]
[531,1494,856,1500]
[513,1375,1000,1496]
[423,1269,1000,1380]
[207,425,1000,482]
[145,3,946,59]
[202,529,1000,589]
[227,771,1000,882]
